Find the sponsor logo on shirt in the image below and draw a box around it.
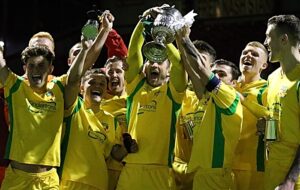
[88,128,107,143]
[27,100,56,113]
[139,100,157,113]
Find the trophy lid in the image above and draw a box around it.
[153,6,183,28]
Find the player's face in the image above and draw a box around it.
[106,61,125,96]
[144,59,169,87]
[26,56,53,91]
[211,64,235,86]
[264,24,281,63]
[83,74,107,104]
[68,43,82,66]
[239,45,267,76]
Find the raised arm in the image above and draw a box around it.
[125,21,144,84]
[175,28,208,99]
[0,43,9,85]
[167,43,187,92]
[64,38,89,109]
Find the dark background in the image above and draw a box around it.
[1,0,300,78]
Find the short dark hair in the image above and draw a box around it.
[212,59,240,80]
[21,45,55,65]
[268,15,300,43]
[193,40,217,62]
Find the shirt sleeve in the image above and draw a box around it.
[211,82,239,112]
[3,71,20,98]
[169,80,185,104]
[167,44,187,93]
[242,97,270,118]
[105,29,128,58]
[125,21,144,84]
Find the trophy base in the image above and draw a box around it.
[142,41,168,63]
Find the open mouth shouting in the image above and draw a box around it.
[149,69,160,81]
[31,74,43,84]
[110,78,120,89]
[91,90,102,97]
[241,58,254,71]
[89,89,103,102]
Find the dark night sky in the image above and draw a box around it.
[1,0,300,78]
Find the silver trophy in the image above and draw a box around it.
[142,6,196,63]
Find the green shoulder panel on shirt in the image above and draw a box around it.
[5,77,23,159]
[212,106,225,168]
[257,83,268,106]
[59,97,83,177]
[51,79,65,95]
[126,78,146,127]
[297,81,300,103]
[215,93,240,115]
[167,85,182,167]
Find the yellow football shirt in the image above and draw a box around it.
[267,68,300,165]
[101,95,128,135]
[124,74,183,166]
[94,108,124,172]
[174,89,209,163]
[3,72,65,166]
[60,97,113,189]
[233,79,267,171]
[123,19,186,167]
[188,82,243,172]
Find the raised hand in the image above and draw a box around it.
[256,117,266,136]
[100,10,114,31]
[141,4,170,19]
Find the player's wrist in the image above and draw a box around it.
[205,73,220,92]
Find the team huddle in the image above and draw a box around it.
[0,4,300,190]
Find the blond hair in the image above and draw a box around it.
[28,31,55,52]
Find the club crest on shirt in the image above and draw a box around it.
[278,85,288,98]
[101,122,109,131]
[45,90,55,101]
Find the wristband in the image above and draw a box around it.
[205,74,221,92]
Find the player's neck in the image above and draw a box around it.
[241,73,260,85]
[90,102,101,113]
[281,46,300,74]
[32,85,47,94]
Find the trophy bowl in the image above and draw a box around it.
[142,6,183,63]
[81,19,99,40]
